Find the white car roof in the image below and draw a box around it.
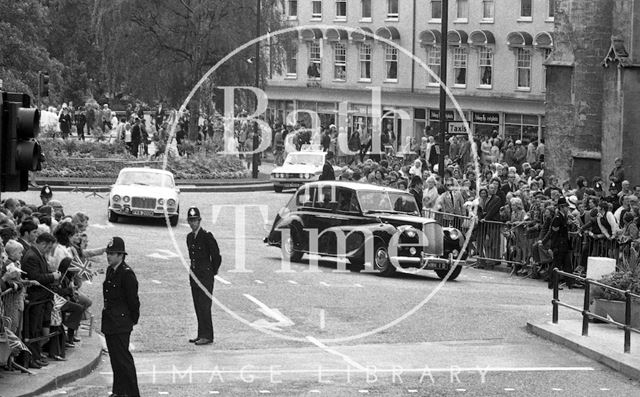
[118,167,174,177]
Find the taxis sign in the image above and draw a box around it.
[448,122,468,135]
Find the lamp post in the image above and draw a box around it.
[438,0,449,179]
[252,0,262,179]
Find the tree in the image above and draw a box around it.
[93,0,286,140]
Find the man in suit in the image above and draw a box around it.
[501,172,517,196]
[319,151,336,181]
[540,198,573,289]
[102,237,140,397]
[186,207,221,345]
[438,178,466,227]
[478,181,504,267]
[21,232,59,368]
[18,220,38,255]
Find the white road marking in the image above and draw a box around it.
[306,336,367,371]
[456,389,466,392]
[214,276,231,285]
[552,388,562,391]
[288,280,298,285]
[407,390,418,394]
[354,283,363,288]
[254,280,264,284]
[258,391,271,394]
[504,388,515,391]
[320,281,331,287]
[151,280,162,284]
[319,309,325,329]
[147,253,170,260]
[157,249,179,258]
[244,294,294,330]
[358,390,369,394]
[209,392,220,395]
[600,388,610,391]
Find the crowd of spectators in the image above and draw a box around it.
[302,127,634,288]
[0,186,105,372]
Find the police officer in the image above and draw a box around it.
[39,185,53,211]
[186,207,221,345]
[102,237,140,397]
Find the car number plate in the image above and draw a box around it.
[421,254,449,270]
[132,210,153,216]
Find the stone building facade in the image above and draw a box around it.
[546,0,640,185]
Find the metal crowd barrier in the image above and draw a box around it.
[422,210,621,270]
[551,269,640,353]
[21,298,61,345]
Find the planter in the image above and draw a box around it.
[591,299,640,329]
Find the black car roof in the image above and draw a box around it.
[304,181,409,193]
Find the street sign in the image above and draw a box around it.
[448,122,468,135]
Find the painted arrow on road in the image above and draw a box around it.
[244,293,294,331]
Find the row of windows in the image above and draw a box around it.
[289,0,555,22]
[286,43,552,90]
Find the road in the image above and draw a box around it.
[6,190,639,396]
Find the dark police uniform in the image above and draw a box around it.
[102,237,140,397]
[187,207,221,344]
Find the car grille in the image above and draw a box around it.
[132,197,156,209]
[423,222,444,256]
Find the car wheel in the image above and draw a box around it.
[274,185,283,193]
[169,214,179,227]
[283,234,304,262]
[107,205,118,223]
[373,242,395,277]
[435,265,462,281]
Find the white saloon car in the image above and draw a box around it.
[270,148,341,193]
[108,168,180,226]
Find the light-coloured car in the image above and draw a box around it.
[108,168,180,226]
[270,147,341,193]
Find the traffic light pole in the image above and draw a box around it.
[37,71,41,108]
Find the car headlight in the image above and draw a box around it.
[123,196,130,203]
[113,195,121,203]
[158,198,164,205]
[167,199,176,206]
[304,173,310,179]
[448,229,460,240]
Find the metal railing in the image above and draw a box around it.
[551,269,640,353]
[422,209,622,270]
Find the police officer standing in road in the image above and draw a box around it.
[186,207,221,345]
[102,237,140,397]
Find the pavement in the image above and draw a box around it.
[528,319,640,381]
[0,332,103,397]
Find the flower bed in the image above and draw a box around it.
[38,138,250,179]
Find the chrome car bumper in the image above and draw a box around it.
[389,253,455,270]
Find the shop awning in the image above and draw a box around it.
[375,26,401,41]
[419,30,441,47]
[300,28,324,41]
[326,28,349,42]
[447,30,468,46]
[468,30,495,46]
[351,27,374,42]
[534,31,553,49]
[507,31,533,48]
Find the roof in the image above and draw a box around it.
[119,167,174,176]
[305,180,408,194]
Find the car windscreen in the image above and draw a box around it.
[116,171,174,188]
[284,153,324,167]
[356,190,420,216]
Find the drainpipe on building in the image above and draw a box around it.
[411,0,417,94]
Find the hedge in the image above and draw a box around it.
[37,138,250,179]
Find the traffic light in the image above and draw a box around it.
[39,72,49,97]
[0,91,44,192]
